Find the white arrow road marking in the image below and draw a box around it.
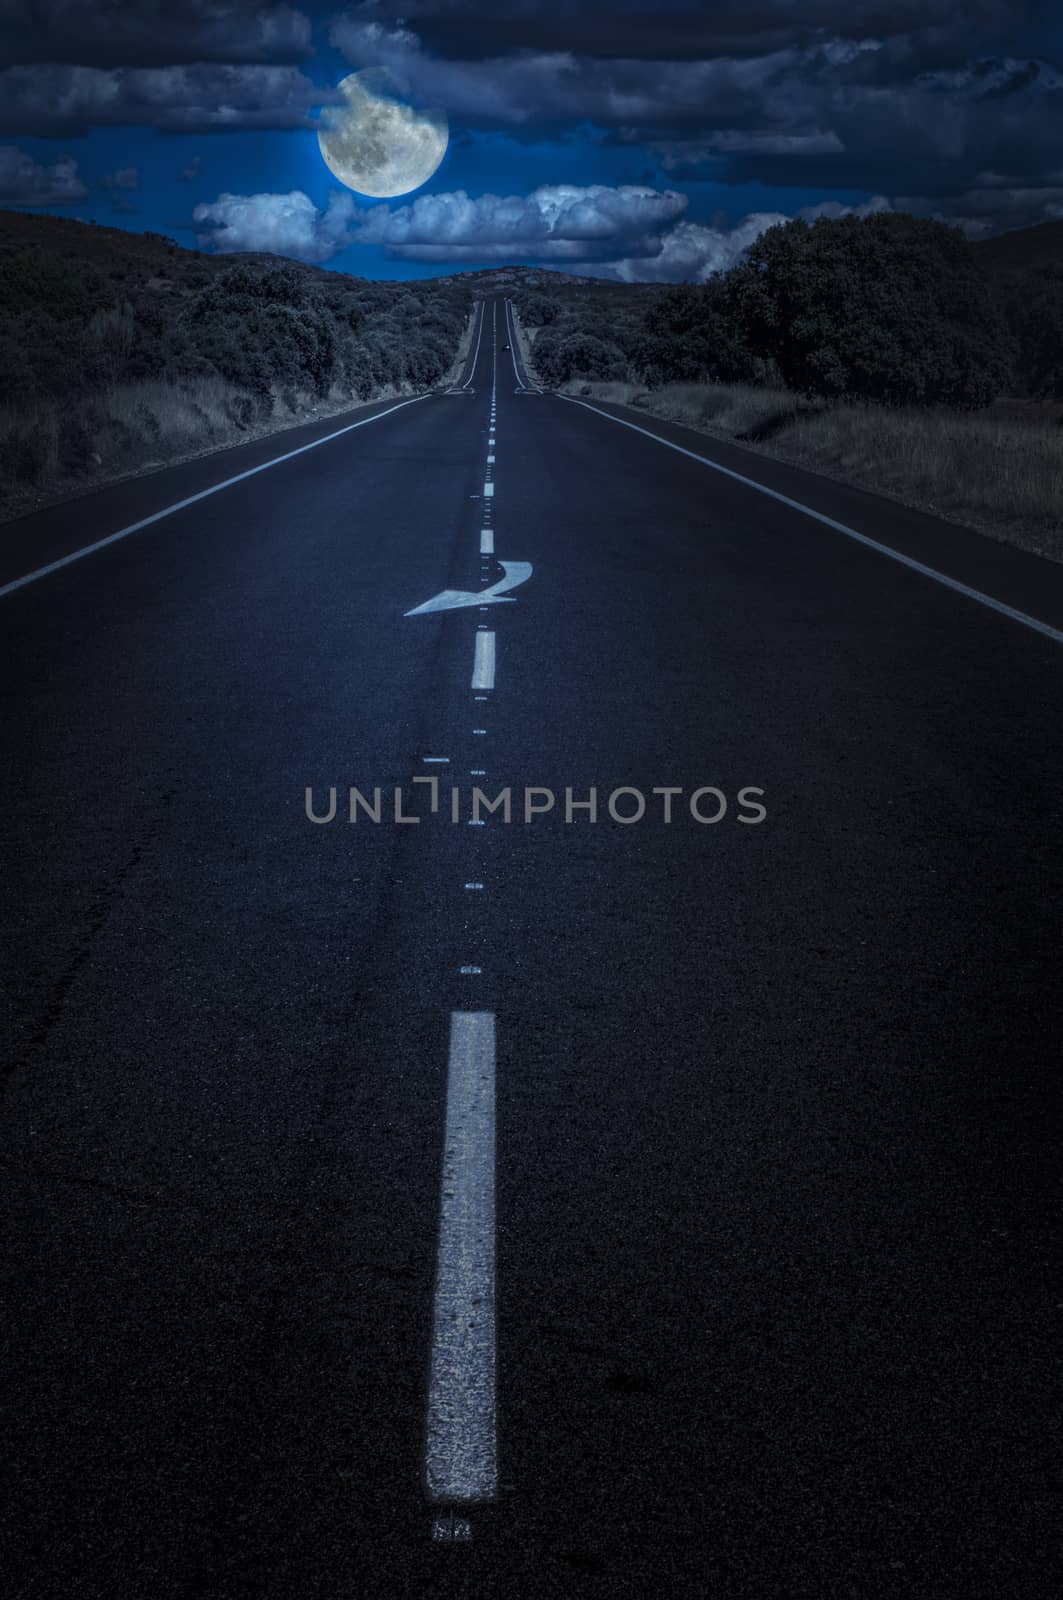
[405,560,532,616]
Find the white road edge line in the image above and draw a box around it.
[506,299,540,394]
[558,395,1063,648]
[0,394,432,603]
[505,299,523,392]
[426,1010,497,1504]
[472,630,496,690]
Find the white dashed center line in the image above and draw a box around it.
[472,631,496,690]
[426,1011,497,1502]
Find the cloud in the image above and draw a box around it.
[186,181,897,281]
[330,18,806,131]
[599,212,788,282]
[327,2,1015,64]
[797,193,893,221]
[354,183,688,254]
[0,1,313,67]
[191,181,690,267]
[189,178,898,284]
[192,189,357,261]
[0,143,86,203]
[577,194,894,282]
[349,183,899,279]
[99,165,139,213]
[893,182,1063,237]
[327,6,1063,236]
[0,63,336,135]
[100,165,139,189]
[653,130,845,170]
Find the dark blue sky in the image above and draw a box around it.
[1,2,1060,280]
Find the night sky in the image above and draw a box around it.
[1,1,1061,280]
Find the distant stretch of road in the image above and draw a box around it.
[1,298,1060,1599]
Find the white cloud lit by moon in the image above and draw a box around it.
[317,67,447,199]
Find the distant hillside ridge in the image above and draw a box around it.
[971,217,1063,275]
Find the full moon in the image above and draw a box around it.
[317,68,448,199]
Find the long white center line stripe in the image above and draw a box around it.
[425,1011,497,1503]
[471,631,496,690]
[0,394,432,603]
[558,395,1063,648]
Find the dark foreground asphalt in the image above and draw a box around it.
[1,298,1060,1599]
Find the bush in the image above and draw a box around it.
[0,251,111,321]
[533,330,627,385]
[521,293,561,327]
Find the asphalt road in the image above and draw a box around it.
[1,297,1060,1599]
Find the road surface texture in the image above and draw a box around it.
[1,298,1060,1599]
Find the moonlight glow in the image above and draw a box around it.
[317,68,448,199]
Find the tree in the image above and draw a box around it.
[639,281,757,385]
[728,213,1010,407]
[520,293,560,327]
[531,330,627,385]
[1000,262,1063,399]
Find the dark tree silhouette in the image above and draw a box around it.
[727,213,1010,407]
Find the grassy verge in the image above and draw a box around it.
[510,310,538,386]
[558,378,1063,564]
[0,372,426,527]
[441,304,477,388]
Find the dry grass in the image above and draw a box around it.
[510,313,538,383]
[561,379,1063,562]
[0,373,411,524]
[441,305,477,387]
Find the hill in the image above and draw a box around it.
[0,208,477,520]
[971,218,1063,275]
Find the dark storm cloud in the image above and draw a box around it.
[330,2,1063,231]
[330,22,811,130]
[650,54,1063,208]
[0,63,338,136]
[1,0,1059,247]
[0,1,313,67]
[333,1,1020,62]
